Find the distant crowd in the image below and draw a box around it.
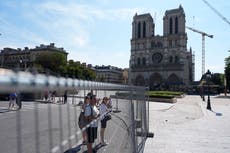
[43,90,68,104]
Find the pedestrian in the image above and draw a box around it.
[51,90,56,103]
[63,90,67,104]
[9,92,17,110]
[44,90,49,102]
[78,96,90,144]
[85,95,100,153]
[48,91,52,102]
[16,92,22,110]
[99,97,109,145]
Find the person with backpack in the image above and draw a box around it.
[78,96,90,144]
[85,95,100,153]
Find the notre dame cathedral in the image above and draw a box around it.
[129,5,194,90]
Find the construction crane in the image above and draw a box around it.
[186,26,213,75]
[202,0,230,26]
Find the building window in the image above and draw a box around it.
[142,57,146,65]
[169,56,173,63]
[138,22,141,38]
[143,21,146,38]
[157,42,163,48]
[169,40,172,47]
[152,53,163,64]
[151,41,156,48]
[169,17,173,34]
[137,57,141,65]
[151,41,163,48]
[175,17,178,34]
[175,56,180,63]
[175,40,178,46]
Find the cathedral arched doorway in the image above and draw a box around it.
[134,75,145,86]
[166,73,182,86]
[149,73,163,90]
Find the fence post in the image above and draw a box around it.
[130,89,137,153]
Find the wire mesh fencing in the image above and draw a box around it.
[0,68,151,153]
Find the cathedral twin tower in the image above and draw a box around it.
[129,5,194,90]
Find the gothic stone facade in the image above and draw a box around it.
[129,6,194,90]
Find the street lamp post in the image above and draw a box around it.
[206,70,212,110]
[224,77,227,96]
[202,85,205,101]
[200,77,205,101]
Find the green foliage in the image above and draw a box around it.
[35,52,66,73]
[225,56,230,65]
[225,56,230,89]
[147,91,184,99]
[60,60,95,80]
[64,60,95,80]
[211,73,224,86]
[34,53,96,80]
[115,91,184,99]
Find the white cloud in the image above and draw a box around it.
[107,8,143,21]
[26,1,142,48]
[73,35,89,48]
[1,1,143,68]
[37,1,142,21]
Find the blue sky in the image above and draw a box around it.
[0,0,229,81]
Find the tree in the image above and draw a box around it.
[211,73,224,86]
[35,55,96,81]
[64,60,95,80]
[35,52,67,74]
[82,68,96,80]
[225,56,230,90]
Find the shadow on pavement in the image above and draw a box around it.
[82,143,107,153]
[64,143,107,153]
[112,110,121,113]
[210,110,223,116]
[63,144,82,153]
[214,95,230,99]
[0,108,14,113]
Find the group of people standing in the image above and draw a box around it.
[78,93,112,153]
[44,90,67,104]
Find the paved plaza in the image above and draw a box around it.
[144,94,230,153]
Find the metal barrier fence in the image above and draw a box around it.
[0,68,152,153]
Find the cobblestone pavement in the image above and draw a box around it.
[144,95,230,153]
